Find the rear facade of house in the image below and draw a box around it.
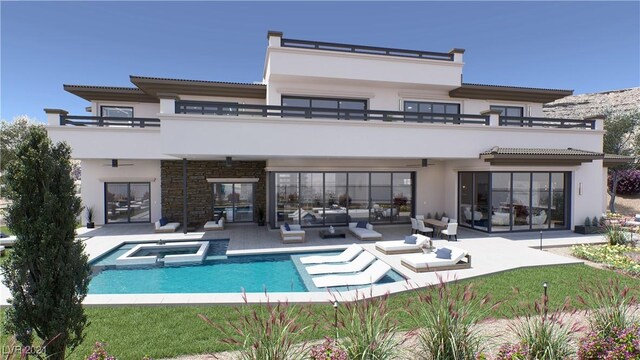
[46,31,613,234]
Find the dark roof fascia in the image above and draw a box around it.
[450,83,574,103]
[129,76,266,99]
[480,148,604,166]
[603,154,637,167]
[64,85,159,103]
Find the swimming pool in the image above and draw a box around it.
[88,240,405,294]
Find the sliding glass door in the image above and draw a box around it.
[105,182,151,223]
[212,183,254,223]
[458,172,570,232]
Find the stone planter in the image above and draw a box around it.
[574,225,601,234]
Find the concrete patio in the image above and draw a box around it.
[0,223,608,306]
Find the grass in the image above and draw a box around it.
[1,264,639,360]
[0,225,12,236]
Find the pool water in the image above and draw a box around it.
[88,240,405,294]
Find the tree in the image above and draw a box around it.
[0,127,90,360]
[603,110,640,213]
[0,116,40,172]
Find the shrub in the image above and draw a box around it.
[504,294,581,360]
[86,342,116,360]
[200,292,311,360]
[337,291,403,360]
[309,337,348,360]
[408,276,500,359]
[608,169,640,195]
[577,278,638,339]
[434,212,440,220]
[592,216,599,227]
[584,217,591,227]
[577,323,640,360]
[604,225,629,246]
[495,343,529,360]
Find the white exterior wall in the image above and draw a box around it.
[80,159,162,225]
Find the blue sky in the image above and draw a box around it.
[2,1,639,122]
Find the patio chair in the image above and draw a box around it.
[401,246,471,273]
[375,234,431,255]
[204,217,225,231]
[312,260,391,288]
[441,216,449,223]
[300,244,363,264]
[441,222,458,241]
[416,219,434,236]
[410,218,418,234]
[416,215,425,220]
[280,223,305,243]
[306,251,376,275]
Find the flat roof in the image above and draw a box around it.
[480,147,603,166]
[63,85,159,103]
[130,76,266,99]
[450,83,573,103]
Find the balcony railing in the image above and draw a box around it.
[60,115,160,128]
[280,38,455,61]
[175,101,489,125]
[499,116,595,130]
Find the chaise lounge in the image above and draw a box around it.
[375,234,431,255]
[348,222,382,241]
[154,218,181,233]
[401,246,471,273]
[204,217,225,231]
[280,223,305,243]
[306,251,376,275]
[312,260,391,288]
[300,244,363,264]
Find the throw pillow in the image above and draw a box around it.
[404,235,417,244]
[435,248,452,259]
[284,222,291,231]
[356,221,368,229]
[159,217,168,226]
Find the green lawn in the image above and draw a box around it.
[1,264,638,360]
[0,226,11,236]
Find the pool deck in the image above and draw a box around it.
[0,223,607,306]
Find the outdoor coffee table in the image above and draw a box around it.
[319,229,346,239]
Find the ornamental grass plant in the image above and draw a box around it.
[336,291,404,360]
[199,291,312,360]
[408,276,501,360]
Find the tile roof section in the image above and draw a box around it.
[130,75,266,99]
[480,147,603,156]
[63,84,159,103]
[450,83,573,103]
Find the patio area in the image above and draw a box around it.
[0,223,608,306]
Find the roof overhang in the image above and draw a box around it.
[130,76,266,99]
[603,154,637,167]
[450,83,573,103]
[64,85,159,103]
[480,147,603,166]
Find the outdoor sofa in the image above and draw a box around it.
[348,222,382,241]
[204,217,225,231]
[280,223,305,243]
[154,218,180,233]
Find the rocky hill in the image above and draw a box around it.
[543,87,639,119]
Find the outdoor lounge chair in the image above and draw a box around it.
[306,251,376,275]
[154,220,180,233]
[300,244,363,264]
[400,246,471,273]
[348,222,382,241]
[374,234,431,255]
[204,217,225,231]
[312,260,391,288]
[280,224,305,243]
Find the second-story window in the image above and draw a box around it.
[404,101,460,122]
[490,105,524,117]
[282,96,367,119]
[101,106,134,118]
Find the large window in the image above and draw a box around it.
[404,101,460,122]
[272,172,414,227]
[105,182,150,223]
[458,172,570,232]
[281,96,367,119]
[101,106,133,118]
[212,183,255,223]
[490,105,524,117]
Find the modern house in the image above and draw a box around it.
[46,31,621,234]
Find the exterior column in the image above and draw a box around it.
[44,108,68,126]
[481,109,503,127]
[267,30,282,47]
[448,48,465,63]
[183,158,188,234]
[585,115,606,130]
[158,93,178,114]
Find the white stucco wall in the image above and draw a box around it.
[80,159,162,225]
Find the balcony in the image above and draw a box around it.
[60,114,160,128]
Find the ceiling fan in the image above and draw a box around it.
[103,159,134,167]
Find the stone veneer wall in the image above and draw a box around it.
[161,160,266,225]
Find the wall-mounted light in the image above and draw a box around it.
[578,182,582,195]
[112,159,118,168]
[225,156,232,167]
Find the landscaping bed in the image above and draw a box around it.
[572,244,640,277]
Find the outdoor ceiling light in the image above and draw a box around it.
[225,157,232,167]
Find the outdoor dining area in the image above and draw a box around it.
[410,214,458,241]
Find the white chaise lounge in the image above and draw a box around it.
[280,224,305,243]
[154,220,180,233]
[300,244,363,264]
[312,260,391,288]
[348,222,382,241]
[204,218,225,231]
[401,246,471,273]
[375,234,431,255]
[306,251,376,275]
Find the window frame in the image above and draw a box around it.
[104,182,151,224]
[100,106,134,118]
[281,95,368,119]
[490,105,524,117]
